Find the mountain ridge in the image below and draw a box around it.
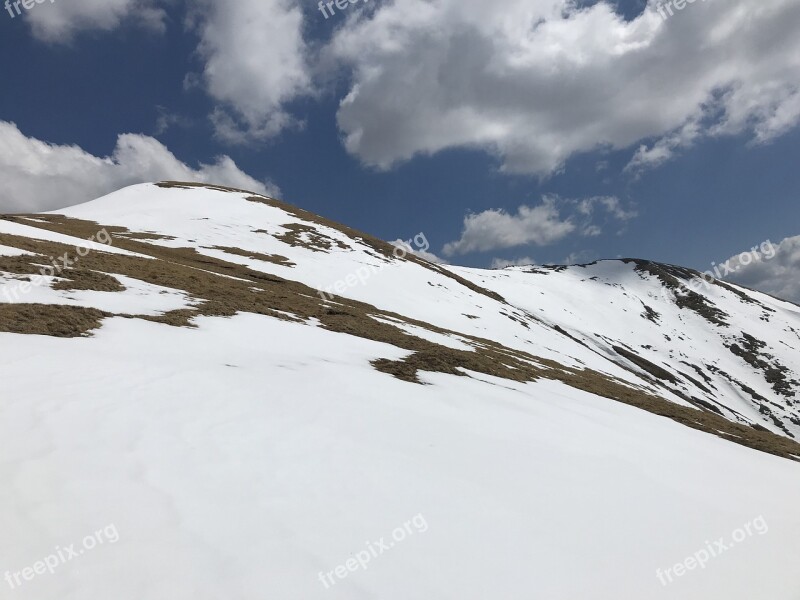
[0,181,798,460]
[3,181,800,600]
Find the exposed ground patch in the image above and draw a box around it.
[212,246,295,268]
[612,345,677,383]
[624,259,730,327]
[728,333,798,398]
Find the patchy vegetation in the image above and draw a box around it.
[1,183,799,462]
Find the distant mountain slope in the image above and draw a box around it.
[1,182,799,600]
[452,259,800,440]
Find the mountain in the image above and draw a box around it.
[1,182,799,600]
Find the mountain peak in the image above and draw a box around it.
[3,181,800,599]
[1,181,798,459]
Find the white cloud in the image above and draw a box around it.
[443,197,575,256]
[0,121,277,213]
[443,194,634,256]
[23,0,313,142]
[329,0,800,175]
[626,119,702,173]
[18,0,800,174]
[189,0,312,143]
[725,236,800,304]
[491,257,536,269]
[23,0,167,42]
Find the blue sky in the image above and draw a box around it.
[0,0,798,298]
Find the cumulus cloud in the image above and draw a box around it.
[0,121,277,213]
[443,194,633,256]
[329,0,800,175]
[725,236,800,303]
[189,0,312,143]
[625,119,702,173]
[19,0,800,174]
[24,0,168,42]
[443,197,575,256]
[24,0,312,142]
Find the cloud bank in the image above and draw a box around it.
[21,0,800,174]
[329,0,800,174]
[0,121,276,212]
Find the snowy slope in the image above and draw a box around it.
[1,182,799,600]
[452,260,800,439]
[55,182,800,437]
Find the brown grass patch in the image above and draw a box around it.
[212,246,295,267]
[51,270,125,292]
[0,304,107,337]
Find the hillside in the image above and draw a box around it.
[1,182,799,600]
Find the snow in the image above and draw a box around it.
[451,261,800,437]
[0,244,33,257]
[370,314,475,351]
[52,183,800,433]
[0,272,197,316]
[0,219,148,258]
[57,185,661,393]
[1,183,799,600]
[0,313,798,600]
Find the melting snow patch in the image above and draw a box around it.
[0,244,34,257]
[0,272,198,316]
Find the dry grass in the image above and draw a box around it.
[51,269,125,292]
[0,304,107,337]
[212,246,295,267]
